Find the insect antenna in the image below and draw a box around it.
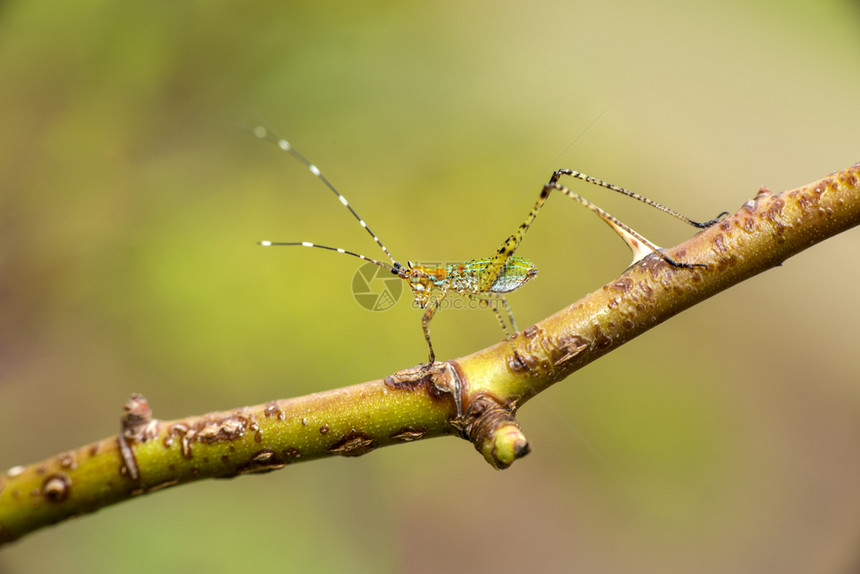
[259,240,402,276]
[252,125,401,267]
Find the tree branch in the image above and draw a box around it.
[1,162,858,546]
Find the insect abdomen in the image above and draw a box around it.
[488,256,538,293]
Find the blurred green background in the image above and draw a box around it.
[2,1,859,572]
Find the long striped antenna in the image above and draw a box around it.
[258,240,404,276]
[252,125,401,267]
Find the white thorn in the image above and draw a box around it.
[337,248,346,253]
[260,240,272,246]
[301,242,314,247]
[278,139,290,151]
[338,195,348,206]
[359,219,367,228]
[309,164,320,176]
[253,126,266,139]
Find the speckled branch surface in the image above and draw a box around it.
[1,163,858,546]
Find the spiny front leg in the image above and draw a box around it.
[418,283,449,370]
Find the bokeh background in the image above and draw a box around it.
[2,1,859,572]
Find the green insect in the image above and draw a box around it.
[255,126,724,369]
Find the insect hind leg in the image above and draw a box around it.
[546,181,707,270]
[551,169,727,229]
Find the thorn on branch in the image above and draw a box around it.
[118,393,158,482]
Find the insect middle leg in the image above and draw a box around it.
[468,292,519,333]
[468,292,536,374]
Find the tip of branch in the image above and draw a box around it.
[456,393,530,470]
[481,423,530,469]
